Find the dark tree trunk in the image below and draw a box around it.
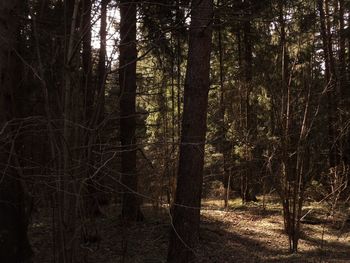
[338,0,346,98]
[167,0,213,262]
[96,0,109,122]
[241,1,258,203]
[82,0,93,123]
[59,1,81,261]
[0,1,32,262]
[119,0,143,222]
[216,0,230,208]
[337,0,350,165]
[84,0,110,219]
[345,4,350,166]
[318,0,339,168]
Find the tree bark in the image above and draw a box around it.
[96,0,108,122]
[167,0,213,262]
[216,0,230,208]
[59,0,80,261]
[318,0,339,168]
[85,0,109,218]
[337,0,350,165]
[82,0,93,123]
[241,0,257,203]
[119,0,143,222]
[0,1,32,262]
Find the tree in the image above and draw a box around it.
[119,0,143,221]
[240,0,258,203]
[85,0,110,218]
[0,1,33,262]
[82,0,93,122]
[167,0,213,261]
[318,0,339,169]
[96,0,109,122]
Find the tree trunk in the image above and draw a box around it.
[318,0,339,168]
[119,0,143,222]
[96,0,108,122]
[337,0,350,165]
[235,0,257,203]
[241,1,258,203]
[82,0,93,123]
[0,1,33,262]
[216,0,230,208]
[59,0,80,261]
[167,0,213,262]
[84,0,109,219]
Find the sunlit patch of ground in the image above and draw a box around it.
[29,196,350,262]
[199,196,350,262]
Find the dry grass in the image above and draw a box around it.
[29,196,350,262]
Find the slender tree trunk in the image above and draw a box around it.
[119,0,143,222]
[170,37,176,205]
[345,4,350,166]
[169,0,183,204]
[96,0,108,122]
[0,1,32,262]
[218,22,229,208]
[168,0,183,206]
[84,0,109,218]
[216,0,230,208]
[167,0,213,262]
[59,0,80,262]
[278,2,298,252]
[337,0,349,165]
[82,0,93,123]
[241,1,257,203]
[176,0,182,142]
[318,0,339,168]
[82,0,97,219]
[337,0,346,97]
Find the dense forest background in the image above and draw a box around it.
[1,0,350,262]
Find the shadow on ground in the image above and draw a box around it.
[29,202,350,263]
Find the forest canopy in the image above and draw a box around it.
[0,0,350,262]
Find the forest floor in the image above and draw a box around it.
[29,196,350,263]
